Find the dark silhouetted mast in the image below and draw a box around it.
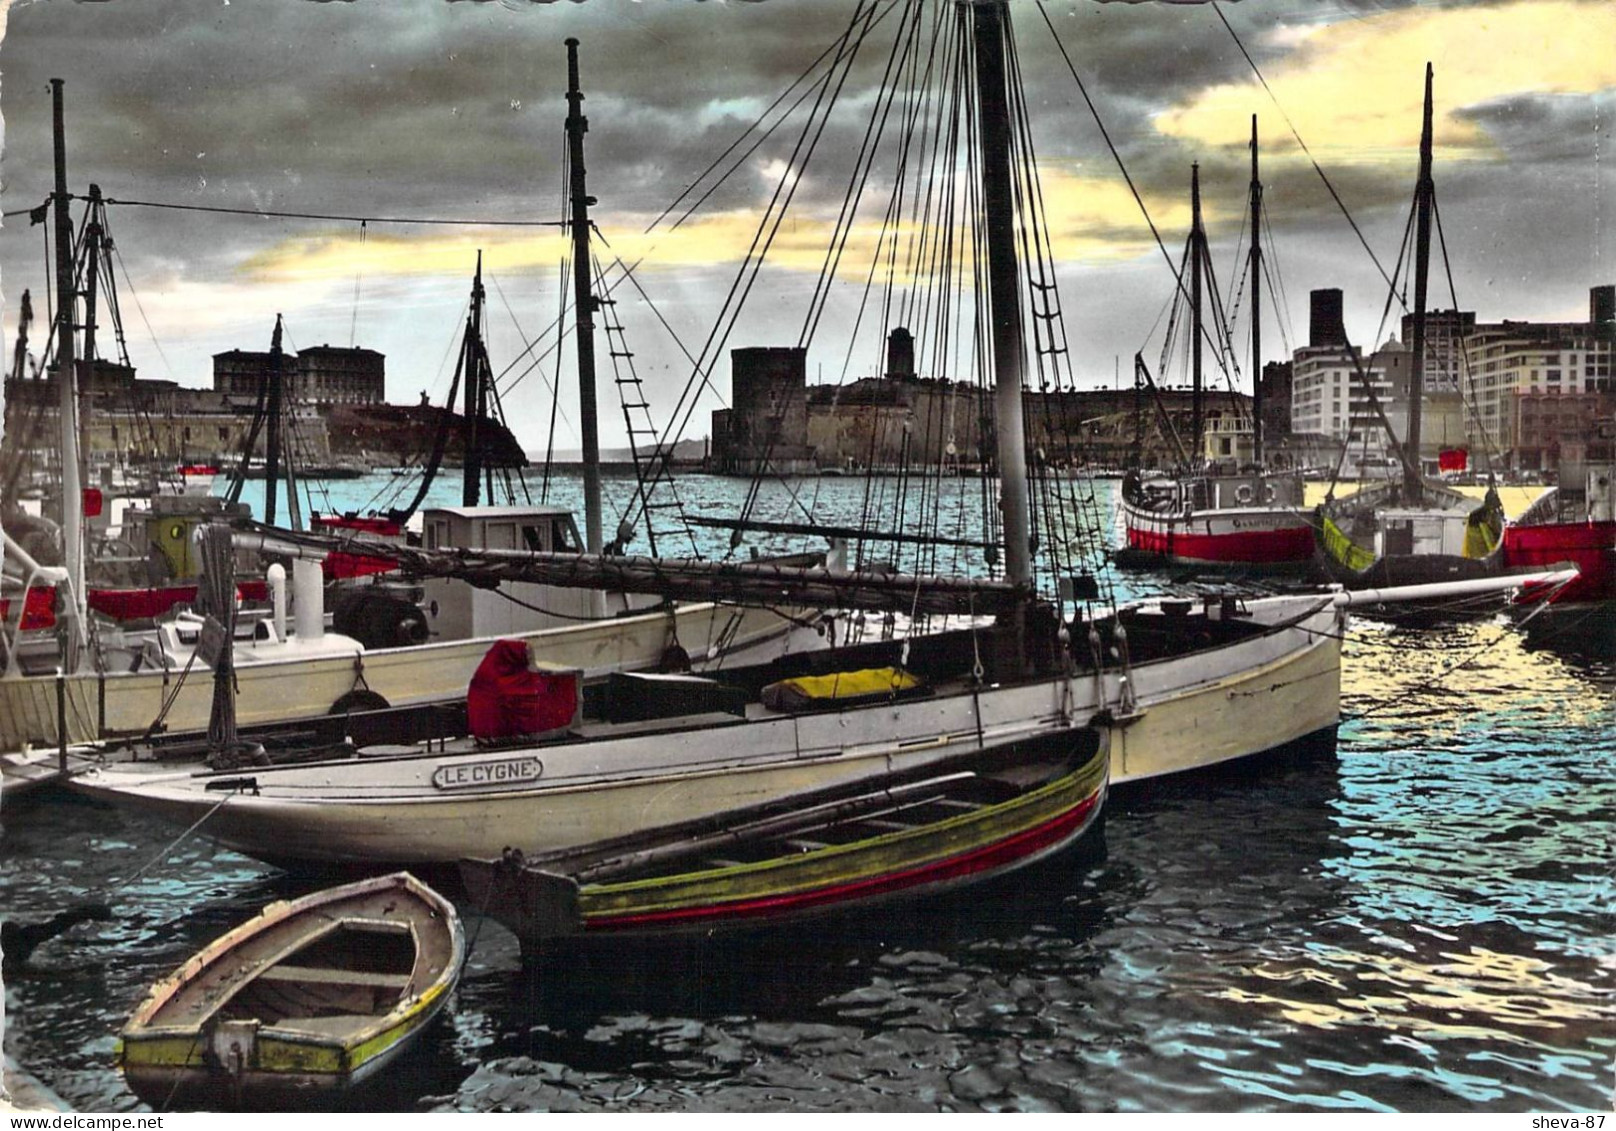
[970,1,1032,593]
[1249,117,1263,466]
[263,316,286,527]
[1190,163,1204,467]
[566,37,604,556]
[1404,63,1435,502]
[462,253,487,506]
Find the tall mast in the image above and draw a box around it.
[970,1,1032,593]
[9,291,32,383]
[1404,62,1435,502]
[1190,163,1204,467]
[565,37,604,558]
[1249,117,1263,467]
[82,202,101,418]
[50,78,86,666]
[263,316,285,527]
[462,253,486,507]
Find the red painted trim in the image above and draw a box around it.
[86,580,272,622]
[325,552,399,580]
[584,789,1102,932]
[1503,520,1616,603]
[1124,519,1316,566]
[313,514,403,538]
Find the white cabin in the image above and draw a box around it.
[418,506,651,640]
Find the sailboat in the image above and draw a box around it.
[1312,66,1509,591]
[66,14,1364,867]
[1117,121,1314,572]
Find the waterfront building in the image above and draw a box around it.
[212,345,386,405]
[1461,285,1616,474]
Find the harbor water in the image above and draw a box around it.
[2,472,1611,1112]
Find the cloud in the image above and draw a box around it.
[1157,0,1616,164]
[1157,0,1616,161]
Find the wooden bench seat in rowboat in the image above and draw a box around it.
[255,965,413,991]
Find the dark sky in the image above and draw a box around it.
[2,0,1611,452]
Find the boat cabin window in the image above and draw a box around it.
[552,517,582,553]
[426,521,445,550]
[484,522,517,551]
[521,524,546,552]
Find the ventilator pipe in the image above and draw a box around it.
[267,563,288,642]
[292,558,324,643]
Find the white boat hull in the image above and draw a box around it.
[69,596,1345,866]
[0,600,807,762]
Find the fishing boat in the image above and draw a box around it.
[69,17,1354,868]
[1313,66,1510,592]
[117,872,463,1110]
[1115,123,1315,573]
[1502,453,1616,631]
[458,726,1107,949]
[64,13,1575,871]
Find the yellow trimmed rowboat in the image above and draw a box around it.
[118,872,462,1110]
[461,725,1107,950]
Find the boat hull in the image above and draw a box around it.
[1502,519,1616,605]
[118,872,462,1110]
[461,729,1108,943]
[70,597,1344,867]
[1116,499,1317,569]
[0,600,804,761]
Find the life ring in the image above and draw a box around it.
[328,689,391,715]
[1234,484,1254,504]
[1263,483,1277,504]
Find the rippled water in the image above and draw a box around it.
[3,474,1612,1112]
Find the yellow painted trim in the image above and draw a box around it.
[580,746,1107,921]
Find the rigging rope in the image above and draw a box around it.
[82,194,565,228]
[1210,3,1403,308]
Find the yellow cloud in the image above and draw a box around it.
[236,166,1190,288]
[1158,0,1616,163]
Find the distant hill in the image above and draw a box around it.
[530,438,709,464]
[324,403,527,468]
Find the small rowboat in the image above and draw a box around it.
[460,725,1107,949]
[118,872,463,1110]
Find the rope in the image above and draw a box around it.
[87,194,564,228]
[1211,3,1402,305]
[113,793,235,891]
[1343,574,1581,722]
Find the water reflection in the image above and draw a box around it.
[3,477,1612,1112]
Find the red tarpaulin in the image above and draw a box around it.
[1438,448,1468,473]
[0,587,57,631]
[466,639,581,742]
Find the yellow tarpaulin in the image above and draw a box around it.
[1316,514,1378,574]
[761,667,923,712]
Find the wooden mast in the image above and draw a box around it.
[1249,116,1263,467]
[461,252,486,506]
[565,37,604,559]
[1190,162,1204,469]
[49,78,86,668]
[263,316,285,527]
[1404,62,1435,503]
[970,1,1033,598]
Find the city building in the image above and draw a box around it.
[1461,285,1616,474]
[212,345,386,405]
